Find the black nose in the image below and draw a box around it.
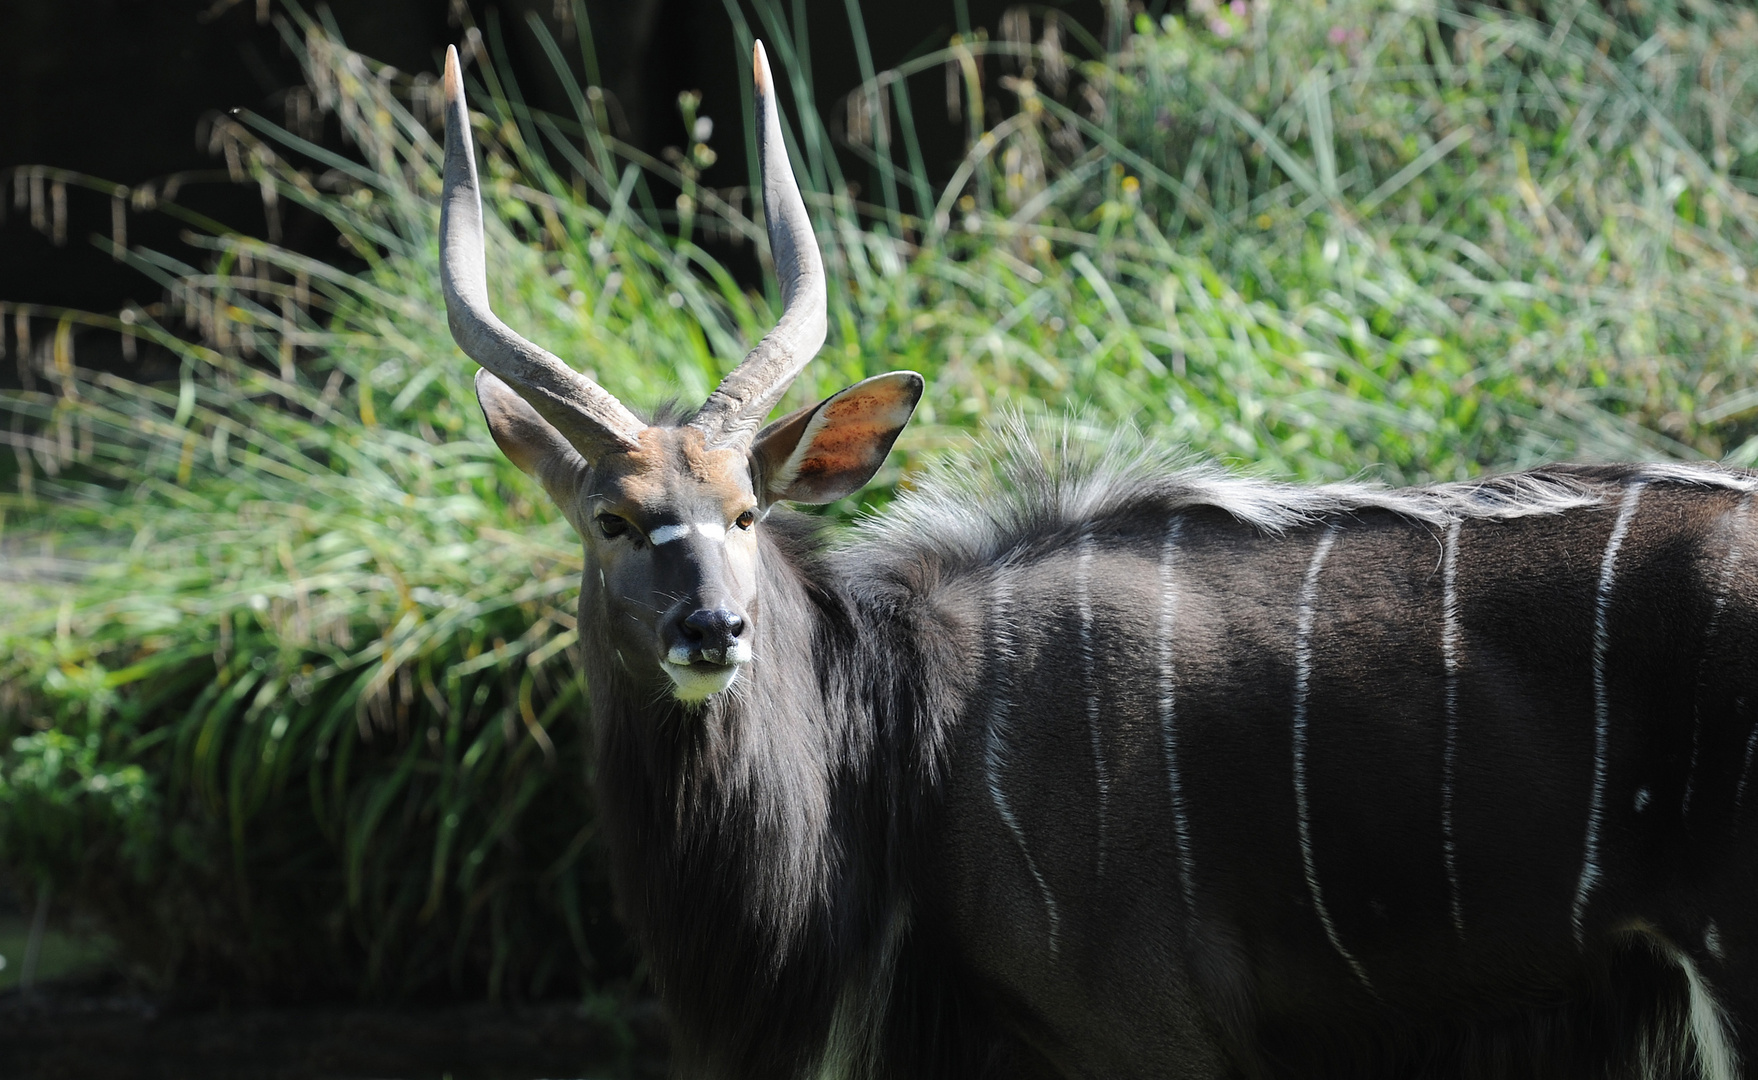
[681,608,745,649]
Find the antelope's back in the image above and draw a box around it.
[910,462,1758,1074]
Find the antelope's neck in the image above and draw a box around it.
[584,530,873,1065]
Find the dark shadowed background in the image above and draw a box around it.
[0,0,1106,324]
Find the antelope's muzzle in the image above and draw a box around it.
[662,606,752,701]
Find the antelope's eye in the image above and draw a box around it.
[596,513,628,539]
[735,510,756,531]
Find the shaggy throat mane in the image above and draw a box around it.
[586,517,865,979]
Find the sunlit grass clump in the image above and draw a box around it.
[5,0,1758,1000]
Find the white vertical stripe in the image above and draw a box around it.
[1292,526,1374,992]
[1440,518,1467,940]
[985,567,1061,958]
[1572,481,1645,945]
[1685,493,1750,817]
[1158,517,1198,916]
[1077,529,1110,877]
[1737,723,1758,811]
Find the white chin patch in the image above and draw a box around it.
[662,661,741,702]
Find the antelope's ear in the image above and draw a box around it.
[752,371,923,506]
[475,369,589,509]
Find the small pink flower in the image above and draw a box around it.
[1329,26,1351,44]
[1209,16,1233,37]
[1230,0,1247,18]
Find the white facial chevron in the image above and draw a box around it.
[651,522,729,545]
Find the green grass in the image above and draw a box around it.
[5,0,1758,1001]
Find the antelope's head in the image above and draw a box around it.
[440,43,920,703]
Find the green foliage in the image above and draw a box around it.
[5,0,1758,1001]
[0,729,155,882]
[1087,0,1758,468]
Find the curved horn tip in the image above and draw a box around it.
[444,44,463,102]
[751,40,769,96]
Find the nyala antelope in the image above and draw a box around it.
[441,41,1758,1080]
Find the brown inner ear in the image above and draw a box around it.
[786,399,901,489]
[754,372,923,506]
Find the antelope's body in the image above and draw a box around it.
[916,457,1758,1078]
[436,41,1758,1080]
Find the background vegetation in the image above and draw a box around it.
[5,0,1758,1005]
